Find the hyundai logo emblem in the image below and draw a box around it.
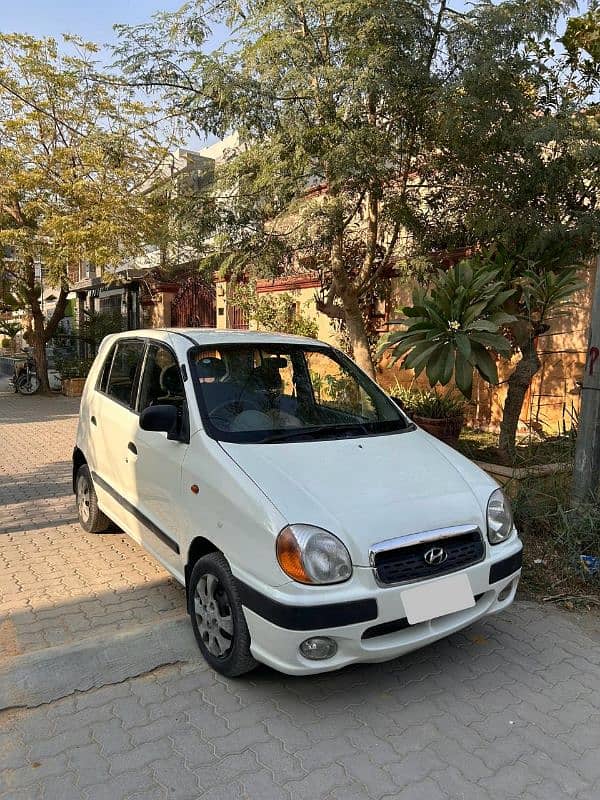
[424,546,447,566]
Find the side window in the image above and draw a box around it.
[97,345,116,393]
[105,340,145,408]
[138,344,185,412]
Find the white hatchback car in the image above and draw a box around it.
[74,328,523,676]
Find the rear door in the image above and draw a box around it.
[92,337,146,542]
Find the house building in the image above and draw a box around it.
[67,140,232,349]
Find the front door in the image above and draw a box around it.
[129,341,189,579]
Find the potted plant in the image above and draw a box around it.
[55,355,94,397]
[394,387,467,445]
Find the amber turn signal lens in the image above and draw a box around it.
[276,527,310,583]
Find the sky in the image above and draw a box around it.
[2,1,227,149]
[2,0,186,47]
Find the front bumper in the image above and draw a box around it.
[238,536,523,675]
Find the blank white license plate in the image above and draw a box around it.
[401,573,474,625]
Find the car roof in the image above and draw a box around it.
[107,328,330,348]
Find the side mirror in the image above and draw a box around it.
[139,404,180,440]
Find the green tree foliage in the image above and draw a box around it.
[0,34,170,390]
[115,0,591,383]
[0,320,21,339]
[387,1,600,456]
[563,4,600,62]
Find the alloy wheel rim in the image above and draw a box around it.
[77,476,91,522]
[194,572,234,657]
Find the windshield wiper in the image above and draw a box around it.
[261,422,370,444]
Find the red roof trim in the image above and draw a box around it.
[256,275,321,293]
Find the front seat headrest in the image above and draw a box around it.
[196,356,227,380]
[160,364,182,394]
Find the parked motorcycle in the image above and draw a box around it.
[12,357,40,395]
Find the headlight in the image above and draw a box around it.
[487,488,513,544]
[276,524,353,584]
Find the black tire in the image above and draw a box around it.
[16,373,39,394]
[189,552,257,677]
[75,465,111,533]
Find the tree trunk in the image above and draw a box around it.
[342,291,376,380]
[498,337,541,460]
[326,231,377,380]
[29,286,68,394]
[31,327,51,393]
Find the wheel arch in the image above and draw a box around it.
[72,447,87,494]
[185,536,220,613]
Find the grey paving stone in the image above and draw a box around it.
[2,393,600,800]
[194,750,259,791]
[152,757,201,800]
[285,764,351,800]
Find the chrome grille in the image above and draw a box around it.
[369,525,485,586]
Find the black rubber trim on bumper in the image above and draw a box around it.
[91,471,180,555]
[489,548,523,584]
[236,580,378,631]
[362,593,485,640]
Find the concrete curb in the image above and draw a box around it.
[0,612,199,710]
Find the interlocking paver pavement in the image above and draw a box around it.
[1,391,600,800]
[0,392,184,659]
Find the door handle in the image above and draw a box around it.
[91,416,97,426]
[128,442,138,455]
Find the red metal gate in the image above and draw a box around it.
[170,274,216,328]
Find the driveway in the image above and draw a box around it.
[1,391,600,800]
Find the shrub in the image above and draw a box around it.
[54,354,94,379]
[392,384,467,419]
[230,286,318,339]
[380,258,515,396]
[512,468,600,594]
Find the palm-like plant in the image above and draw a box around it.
[381,259,516,397]
[516,268,585,329]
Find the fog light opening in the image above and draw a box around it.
[497,580,514,602]
[299,637,338,661]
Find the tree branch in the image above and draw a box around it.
[43,285,69,342]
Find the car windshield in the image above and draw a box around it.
[188,343,411,443]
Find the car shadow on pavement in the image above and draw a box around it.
[0,392,81,424]
[0,461,91,534]
[0,463,73,498]
[1,575,187,660]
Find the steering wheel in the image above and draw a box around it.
[208,399,262,428]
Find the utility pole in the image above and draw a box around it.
[572,255,600,503]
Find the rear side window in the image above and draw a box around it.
[97,345,116,392]
[104,340,145,408]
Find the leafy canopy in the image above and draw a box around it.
[0,33,170,290]
[114,0,587,379]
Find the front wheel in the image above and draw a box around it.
[189,552,257,677]
[16,373,40,394]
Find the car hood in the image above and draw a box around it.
[220,429,496,566]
